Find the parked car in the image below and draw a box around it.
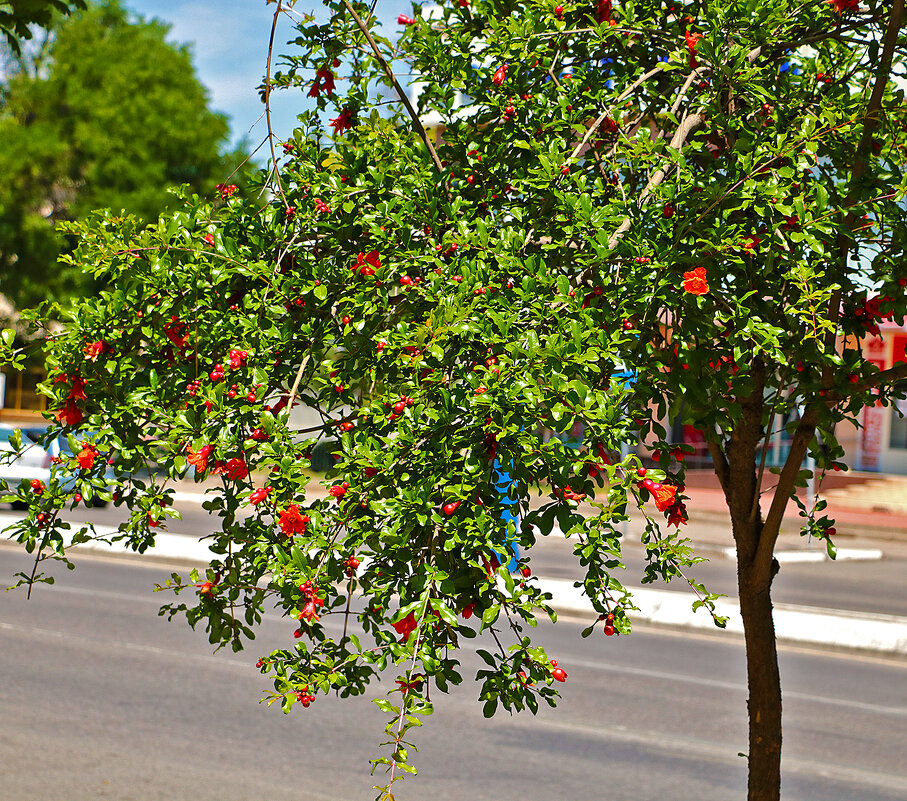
[0,424,54,508]
[0,424,110,507]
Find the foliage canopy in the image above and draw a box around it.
[3,0,907,798]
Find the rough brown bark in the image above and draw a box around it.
[715,360,783,801]
[735,516,783,801]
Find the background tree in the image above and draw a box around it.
[3,2,907,801]
[0,0,246,309]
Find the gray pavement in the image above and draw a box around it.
[3,480,907,655]
[2,550,906,801]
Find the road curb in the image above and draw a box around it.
[4,515,906,656]
[536,578,907,657]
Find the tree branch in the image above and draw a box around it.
[755,408,817,585]
[264,0,289,209]
[608,110,704,248]
[825,0,905,373]
[707,437,730,495]
[341,0,445,176]
[567,62,671,163]
[755,2,904,586]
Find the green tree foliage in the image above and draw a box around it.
[0,0,85,53]
[4,1,907,800]
[0,0,242,308]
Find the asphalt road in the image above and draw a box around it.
[2,550,906,801]
[35,496,907,617]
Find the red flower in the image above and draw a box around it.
[298,599,320,621]
[84,341,105,361]
[393,612,418,641]
[667,500,688,527]
[596,0,612,23]
[685,30,703,67]
[76,445,98,470]
[67,376,87,401]
[225,457,249,481]
[651,484,678,512]
[203,233,215,247]
[683,266,709,296]
[492,63,508,86]
[216,183,237,198]
[329,109,354,136]
[352,250,381,276]
[398,14,415,24]
[279,504,310,537]
[187,445,212,474]
[55,401,84,427]
[742,235,762,251]
[395,674,424,694]
[308,67,335,98]
[165,318,188,349]
[828,0,859,12]
[461,602,475,619]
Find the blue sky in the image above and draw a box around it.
[125,0,411,150]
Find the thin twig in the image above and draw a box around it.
[341,0,445,177]
[264,0,290,209]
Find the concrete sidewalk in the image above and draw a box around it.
[3,506,905,659]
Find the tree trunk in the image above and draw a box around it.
[737,551,782,801]
[710,361,784,801]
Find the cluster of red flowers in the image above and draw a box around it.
[639,479,688,526]
[313,198,330,214]
[216,183,237,198]
[250,486,271,505]
[829,0,859,13]
[165,318,189,350]
[295,687,316,707]
[53,373,88,426]
[685,30,703,68]
[596,0,613,23]
[395,674,425,694]
[856,294,896,336]
[328,482,349,499]
[224,457,248,481]
[227,348,248,369]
